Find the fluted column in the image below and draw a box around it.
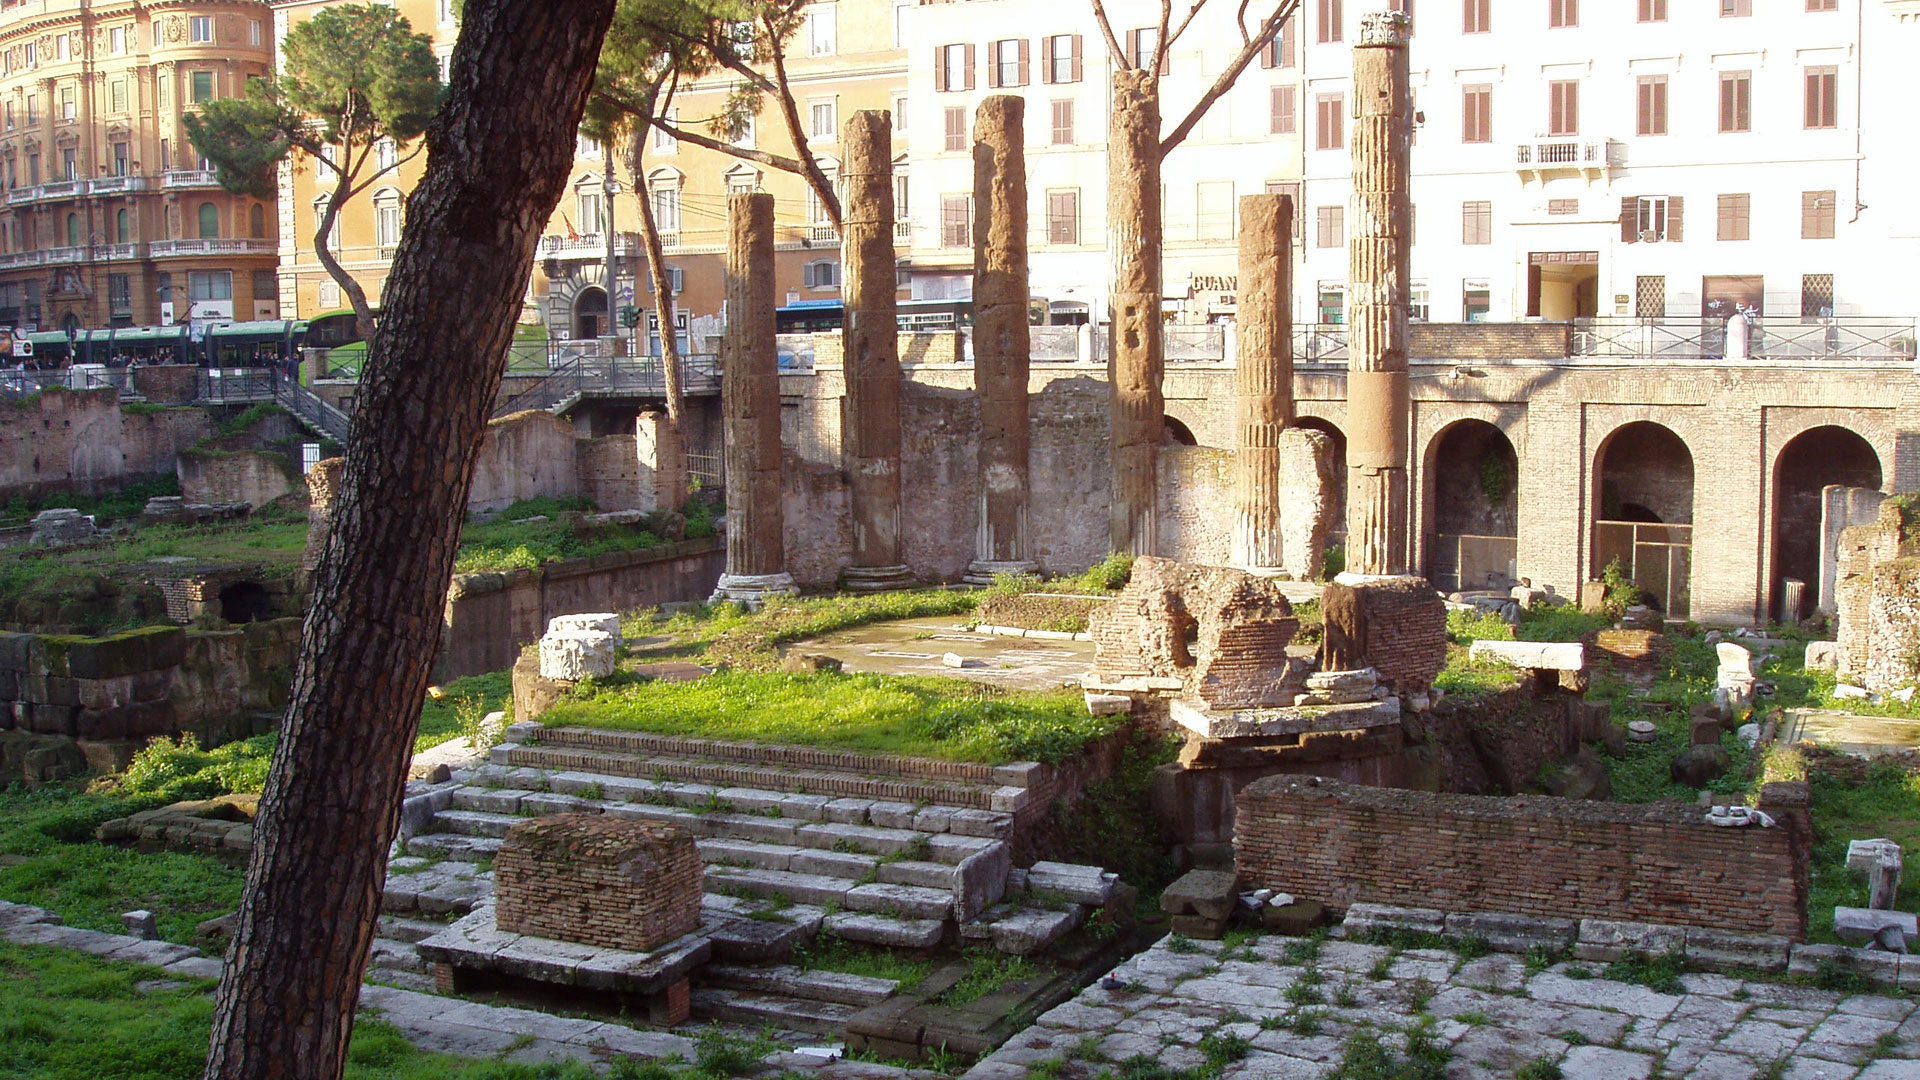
[1107,69,1164,557]
[711,192,796,603]
[1230,193,1295,573]
[967,95,1036,585]
[840,109,914,591]
[1345,11,1412,577]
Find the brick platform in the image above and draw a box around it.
[495,814,702,953]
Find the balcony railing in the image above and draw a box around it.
[805,224,839,243]
[41,245,87,264]
[893,220,911,240]
[537,232,640,259]
[1571,316,1916,362]
[5,174,158,205]
[88,174,154,195]
[148,238,275,257]
[0,250,43,268]
[1515,139,1623,177]
[93,242,144,260]
[161,169,220,189]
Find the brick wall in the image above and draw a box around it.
[1410,323,1571,361]
[494,814,703,953]
[176,450,296,507]
[0,387,214,501]
[1235,775,1812,939]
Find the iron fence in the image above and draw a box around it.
[490,354,720,418]
[1430,532,1518,595]
[687,451,724,492]
[1571,317,1915,362]
[1593,520,1692,619]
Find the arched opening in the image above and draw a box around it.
[573,286,605,340]
[249,203,265,239]
[115,207,130,243]
[197,202,219,239]
[1425,419,1519,593]
[218,581,272,624]
[1593,421,1694,618]
[1163,415,1197,446]
[1771,426,1881,624]
[1295,416,1348,555]
[64,212,78,246]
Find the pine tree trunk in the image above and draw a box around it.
[200,4,615,1078]
[631,133,689,514]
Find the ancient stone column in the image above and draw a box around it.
[1230,193,1295,574]
[711,192,796,603]
[1345,11,1413,577]
[1107,69,1164,557]
[840,110,914,591]
[966,95,1036,585]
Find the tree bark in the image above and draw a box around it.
[201,3,616,1078]
[629,124,688,514]
[1107,69,1163,557]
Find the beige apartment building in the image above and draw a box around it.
[0,0,278,334]
[273,0,906,351]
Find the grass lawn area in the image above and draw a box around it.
[452,497,719,575]
[0,939,620,1080]
[634,588,979,671]
[544,669,1114,765]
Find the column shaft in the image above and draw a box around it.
[1231,193,1295,572]
[970,95,1034,580]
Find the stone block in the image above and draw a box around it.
[546,613,622,643]
[1805,640,1840,672]
[1027,861,1117,905]
[1685,928,1791,973]
[1789,943,1901,987]
[1161,869,1239,921]
[1261,900,1325,934]
[1715,642,1754,678]
[1343,903,1446,939]
[1084,692,1133,716]
[494,815,703,953]
[1834,907,1919,948]
[1467,640,1585,671]
[1168,913,1227,940]
[823,911,946,949]
[1848,839,1904,910]
[1574,919,1686,963]
[1443,911,1577,953]
[953,841,1010,922]
[536,630,616,681]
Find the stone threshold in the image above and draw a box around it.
[970,624,1092,643]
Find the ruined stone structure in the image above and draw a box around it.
[303,456,346,574]
[840,111,914,592]
[494,814,704,954]
[712,193,797,604]
[1089,556,1307,711]
[1836,497,1920,690]
[1344,11,1413,577]
[1235,775,1813,939]
[1821,486,1889,614]
[967,95,1036,586]
[1320,578,1448,699]
[1107,69,1164,558]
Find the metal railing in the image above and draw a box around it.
[1430,532,1518,595]
[687,450,724,491]
[196,368,277,403]
[1030,325,1079,361]
[1594,520,1692,620]
[491,353,721,418]
[1165,325,1225,361]
[272,372,351,442]
[1571,316,1916,362]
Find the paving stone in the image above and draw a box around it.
[1716,1018,1805,1059]
[1445,1024,1569,1075]
[1808,1013,1903,1050]
[1228,1050,1326,1079]
[1754,1006,1834,1029]
[1685,1051,1778,1080]
[1556,1004,1635,1046]
[1454,953,1529,993]
[1562,1045,1655,1080]
[1529,970,1683,1019]
[1315,940,1392,975]
[395,1018,530,1057]
[1860,1063,1920,1080]
[1780,1058,1861,1080]
[1843,995,1918,1023]
[1679,972,1747,998]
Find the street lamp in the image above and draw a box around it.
[604,172,621,353]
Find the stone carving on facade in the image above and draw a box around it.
[163,17,184,43]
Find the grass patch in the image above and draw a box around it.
[1602,951,1686,995]
[934,949,1040,1006]
[1326,1021,1450,1080]
[0,476,183,528]
[642,589,978,671]
[792,934,934,991]
[453,496,717,574]
[546,669,1114,765]
[418,670,515,752]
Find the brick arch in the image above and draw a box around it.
[1591,419,1696,616]
[1769,424,1884,623]
[1421,418,1519,592]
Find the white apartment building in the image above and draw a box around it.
[901,0,1306,325]
[1297,0,1912,326]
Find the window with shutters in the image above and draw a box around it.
[1047,189,1079,245]
[1549,0,1576,28]
[1051,99,1075,144]
[1315,93,1344,150]
[810,98,837,140]
[990,39,1027,88]
[1261,16,1298,67]
[1125,28,1166,73]
[1720,0,1750,15]
[1801,274,1834,318]
[1270,86,1297,135]
[936,44,972,92]
[941,194,971,247]
[1624,195,1679,242]
[1265,180,1304,242]
[1637,0,1666,20]
[1802,190,1835,238]
[1315,205,1343,248]
[943,107,966,152]
[1317,0,1342,43]
[1462,0,1489,33]
[1807,0,1837,9]
[110,80,127,115]
[1461,84,1491,143]
[1548,80,1578,136]
[1636,276,1665,319]
[804,259,841,289]
[1637,76,1667,136]
[1805,67,1838,129]
[1045,35,1082,83]
[1461,201,1491,245]
[1548,198,1578,215]
[1719,72,1751,133]
[1716,194,1750,241]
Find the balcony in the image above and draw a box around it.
[41,245,87,264]
[0,250,43,268]
[1515,139,1623,181]
[805,224,839,243]
[161,169,220,189]
[147,238,275,257]
[89,174,155,195]
[894,220,910,241]
[537,232,640,259]
[93,242,144,260]
[5,175,161,205]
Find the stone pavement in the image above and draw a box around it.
[786,619,1094,692]
[960,933,1920,1080]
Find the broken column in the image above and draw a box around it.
[1230,193,1299,576]
[840,110,914,591]
[1107,69,1164,557]
[636,408,688,515]
[966,95,1036,585]
[711,192,797,604]
[1344,11,1412,577]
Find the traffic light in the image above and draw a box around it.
[619,305,641,329]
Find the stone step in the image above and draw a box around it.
[402,833,501,863]
[688,987,857,1036]
[823,910,948,949]
[697,963,899,1007]
[523,725,1032,790]
[876,859,959,890]
[703,867,953,920]
[432,808,520,838]
[379,861,492,916]
[459,766,1019,838]
[368,936,428,974]
[376,914,454,944]
[364,968,437,994]
[492,743,1007,811]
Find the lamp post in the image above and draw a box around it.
[604,172,621,354]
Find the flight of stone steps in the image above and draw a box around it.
[381,723,1122,967]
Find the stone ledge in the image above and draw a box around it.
[1168,696,1401,739]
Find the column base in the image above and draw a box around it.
[710,572,799,607]
[841,565,916,593]
[963,559,1038,586]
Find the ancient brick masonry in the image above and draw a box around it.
[1836,498,1920,689]
[1235,775,1812,939]
[1319,577,1446,695]
[494,814,703,954]
[1090,556,1305,709]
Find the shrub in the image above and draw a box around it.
[113,734,276,801]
